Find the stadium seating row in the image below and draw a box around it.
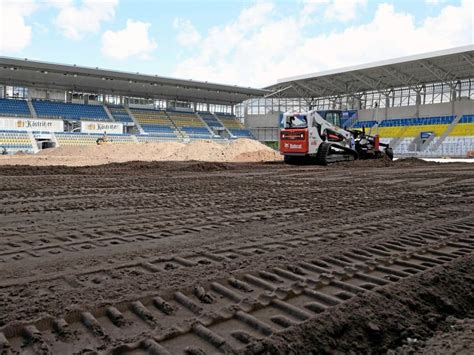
[130,109,215,139]
[354,115,474,138]
[108,106,133,123]
[459,115,474,124]
[0,98,31,117]
[449,123,474,136]
[214,113,254,138]
[216,114,245,129]
[383,136,474,158]
[0,130,34,153]
[199,112,225,129]
[353,120,377,128]
[377,125,450,138]
[0,99,254,139]
[33,100,110,121]
[130,109,181,138]
[433,136,474,156]
[166,111,212,139]
[353,116,455,129]
[136,135,182,143]
[55,132,135,146]
[379,116,455,127]
[167,112,205,127]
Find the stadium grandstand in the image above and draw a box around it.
[0,45,473,157]
[250,45,474,158]
[0,56,263,154]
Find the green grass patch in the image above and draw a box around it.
[262,141,279,150]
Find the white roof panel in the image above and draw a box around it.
[267,46,474,98]
[0,57,268,105]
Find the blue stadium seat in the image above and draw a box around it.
[199,112,224,129]
[180,127,211,135]
[353,120,377,128]
[140,124,176,134]
[460,115,474,124]
[377,115,455,128]
[0,98,31,117]
[33,100,109,121]
[108,106,134,123]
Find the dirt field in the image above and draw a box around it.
[0,159,473,354]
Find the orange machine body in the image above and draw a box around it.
[279,128,309,154]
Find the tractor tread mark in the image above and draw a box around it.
[1,221,472,354]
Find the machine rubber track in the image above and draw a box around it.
[315,142,357,165]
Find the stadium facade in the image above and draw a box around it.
[0,45,473,157]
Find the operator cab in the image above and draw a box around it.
[284,114,307,129]
[317,110,343,128]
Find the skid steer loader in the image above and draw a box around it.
[96,132,111,145]
[279,110,393,165]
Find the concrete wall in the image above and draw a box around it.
[453,100,474,117]
[245,113,280,128]
[250,127,279,142]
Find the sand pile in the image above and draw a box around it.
[0,139,282,166]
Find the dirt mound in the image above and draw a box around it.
[392,317,474,354]
[0,139,282,166]
[251,255,474,354]
[334,155,444,169]
[178,161,232,172]
[396,157,435,165]
[334,154,394,168]
[167,140,225,161]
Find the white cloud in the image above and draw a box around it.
[0,0,37,53]
[236,1,275,29]
[101,19,157,60]
[173,0,474,87]
[173,18,201,46]
[424,0,448,4]
[302,0,368,22]
[49,0,118,40]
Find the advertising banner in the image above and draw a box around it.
[81,121,123,134]
[0,117,64,132]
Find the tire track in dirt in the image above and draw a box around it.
[1,218,472,354]
[0,208,463,289]
[0,162,472,353]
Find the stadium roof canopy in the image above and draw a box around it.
[0,57,268,105]
[265,45,474,99]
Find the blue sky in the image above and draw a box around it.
[0,0,473,87]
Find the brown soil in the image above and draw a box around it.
[178,161,233,172]
[392,317,474,354]
[396,157,435,165]
[0,138,282,166]
[0,159,472,354]
[252,255,474,354]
